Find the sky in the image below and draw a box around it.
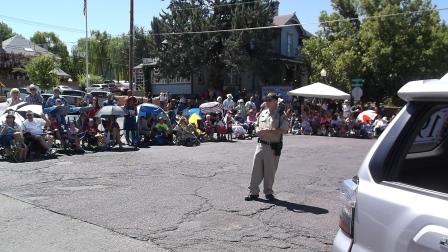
[0,0,447,50]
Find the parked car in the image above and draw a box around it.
[89,90,111,105]
[61,89,85,97]
[333,73,448,252]
[41,93,52,103]
[107,83,120,93]
[85,84,109,93]
[6,87,29,100]
[57,85,72,91]
[61,90,85,106]
[115,82,129,95]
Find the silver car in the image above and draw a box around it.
[333,73,448,252]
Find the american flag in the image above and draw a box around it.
[83,0,87,16]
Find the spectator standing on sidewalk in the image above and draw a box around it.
[124,91,138,146]
[245,93,289,202]
[223,94,235,115]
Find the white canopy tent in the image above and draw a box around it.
[288,82,350,100]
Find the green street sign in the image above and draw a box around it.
[351,78,364,87]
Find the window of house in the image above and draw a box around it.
[287,33,293,57]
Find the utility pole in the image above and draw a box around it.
[129,0,134,92]
[84,0,89,87]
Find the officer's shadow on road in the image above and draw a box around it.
[255,198,329,215]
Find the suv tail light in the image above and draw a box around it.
[339,176,358,238]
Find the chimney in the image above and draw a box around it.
[272,1,279,16]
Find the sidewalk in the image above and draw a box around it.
[0,194,166,252]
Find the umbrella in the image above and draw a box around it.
[137,103,164,118]
[357,110,377,123]
[188,113,202,128]
[16,104,43,118]
[187,108,201,117]
[4,101,28,113]
[288,82,350,100]
[95,105,125,118]
[0,111,24,126]
[199,102,223,114]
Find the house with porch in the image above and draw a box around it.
[0,35,71,89]
[135,13,311,98]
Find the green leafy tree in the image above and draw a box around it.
[303,0,448,103]
[25,55,59,90]
[77,74,104,90]
[0,22,14,41]
[107,35,129,81]
[151,0,279,89]
[30,32,70,75]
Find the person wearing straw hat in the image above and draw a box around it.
[245,93,289,202]
[223,93,235,115]
[25,84,43,105]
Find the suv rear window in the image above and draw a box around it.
[389,104,448,194]
[62,90,84,97]
[409,108,448,153]
[90,92,109,98]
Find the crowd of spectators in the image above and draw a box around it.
[0,85,397,162]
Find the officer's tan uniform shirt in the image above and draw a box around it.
[256,109,289,143]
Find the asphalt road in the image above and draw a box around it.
[0,135,375,252]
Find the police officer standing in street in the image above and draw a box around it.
[245,93,289,201]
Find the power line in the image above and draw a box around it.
[1,6,446,38]
[169,0,262,11]
[147,6,448,36]
[0,14,84,34]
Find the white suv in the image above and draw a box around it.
[85,84,109,93]
[333,74,448,252]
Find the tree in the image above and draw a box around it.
[74,30,116,82]
[30,32,70,75]
[359,0,448,102]
[0,22,14,41]
[25,55,59,90]
[151,0,279,89]
[302,0,448,103]
[107,35,129,81]
[77,74,103,90]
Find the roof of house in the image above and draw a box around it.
[273,14,295,26]
[1,35,55,57]
[51,67,71,78]
[273,14,313,37]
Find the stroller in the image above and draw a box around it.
[232,122,247,140]
[291,118,302,135]
[173,122,200,147]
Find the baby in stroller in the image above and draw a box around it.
[83,118,102,149]
[290,114,301,135]
[173,117,200,147]
[153,117,171,145]
[301,115,313,135]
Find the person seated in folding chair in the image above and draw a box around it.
[22,111,55,157]
[153,117,171,145]
[137,115,153,145]
[83,118,101,149]
[0,112,23,160]
[12,132,28,162]
[102,116,123,148]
